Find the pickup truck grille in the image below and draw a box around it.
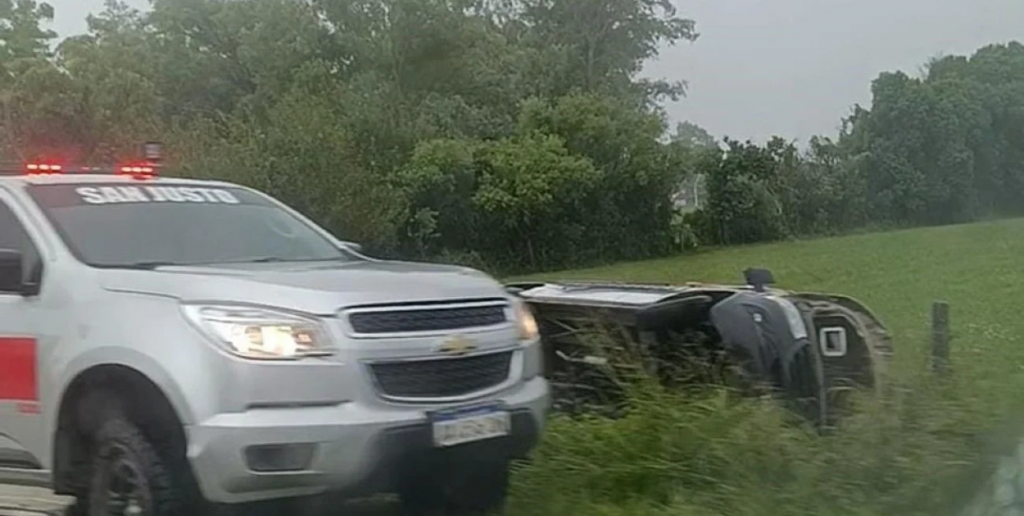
[347,302,508,334]
[369,351,514,399]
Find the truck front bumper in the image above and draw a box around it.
[185,377,549,504]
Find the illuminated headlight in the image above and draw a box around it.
[513,299,540,342]
[513,298,543,379]
[182,304,333,359]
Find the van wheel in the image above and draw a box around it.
[399,459,510,515]
[86,416,183,516]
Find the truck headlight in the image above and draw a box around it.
[514,299,539,343]
[514,299,544,379]
[182,304,333,359]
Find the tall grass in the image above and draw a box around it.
[508,367,1021,516]
[506,218,1024,516]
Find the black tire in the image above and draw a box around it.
[399,458,510,516]
[85,415,186,516]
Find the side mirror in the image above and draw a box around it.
[0,249,24,294]
[342,241,363,253]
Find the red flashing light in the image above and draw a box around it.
[120,165,154,174]
[25,163,62,174]
[118,163,157,179]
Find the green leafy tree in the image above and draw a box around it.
[671,121,717,149]
[0,0,56,62]
[514,0,697,104]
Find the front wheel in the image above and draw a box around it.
[399,458,510,516]
[85,416,185,516]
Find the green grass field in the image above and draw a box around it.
[525,217,1024,380]
[507,218,1024,516]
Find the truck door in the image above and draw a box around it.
[0,192,53,477]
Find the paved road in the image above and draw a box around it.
[0,485,401,516]
[0,485,70,515]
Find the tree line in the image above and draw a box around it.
[2,0,1022,273]
[684,43,1024,249]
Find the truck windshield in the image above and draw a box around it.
[25,182,355,268]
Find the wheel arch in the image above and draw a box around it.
[50,351,195,496]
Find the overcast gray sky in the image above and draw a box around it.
[49,0,1024,144]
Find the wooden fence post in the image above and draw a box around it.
[931,300,950,374]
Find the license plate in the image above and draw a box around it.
[431,404,510,447]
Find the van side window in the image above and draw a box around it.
[0,201,41,286]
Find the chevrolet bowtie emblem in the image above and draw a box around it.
[437,335,477,355]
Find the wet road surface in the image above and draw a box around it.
[0,486,69,515]
[0,485,401,515]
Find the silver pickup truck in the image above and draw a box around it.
[0,161,548,515]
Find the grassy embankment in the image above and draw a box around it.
[506,218,1024,516]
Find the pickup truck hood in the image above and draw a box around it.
[97,259,507,315]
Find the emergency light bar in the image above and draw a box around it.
[119,164,156,176]
[25,163,62,173]
[5,141,165,177]
[10,162,159,177]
